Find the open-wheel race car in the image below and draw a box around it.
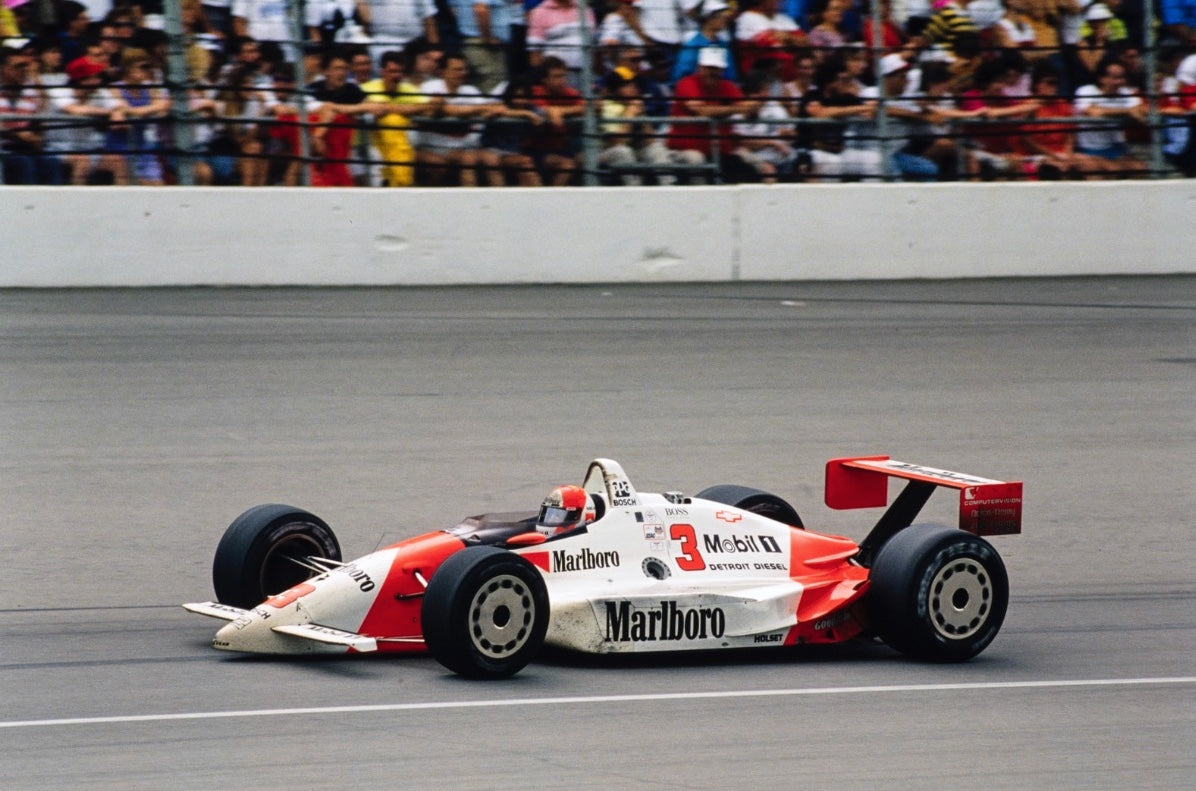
[184,456,1023,678]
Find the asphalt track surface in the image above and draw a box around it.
[2,278,1193,790]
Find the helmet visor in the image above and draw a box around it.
[538,504,581,527]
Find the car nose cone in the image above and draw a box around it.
[213,603,332,654]
[213,608,285,653]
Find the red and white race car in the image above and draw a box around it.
[184,456,1022,678]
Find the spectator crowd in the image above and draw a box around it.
[2,0,1195,185]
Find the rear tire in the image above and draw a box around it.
[421,546,549,679]
[212,504,341,609]
[696,484,803,528]
[868,524,1008,662]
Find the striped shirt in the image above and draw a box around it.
[922,4,978,53]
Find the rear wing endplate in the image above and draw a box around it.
[826,455,1023,537]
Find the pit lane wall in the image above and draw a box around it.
[3,181,1194,287]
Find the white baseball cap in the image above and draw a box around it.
[698,47,729,70]
[1177,53,1196,86]
[880,53,910,76]
[700,0,731,16]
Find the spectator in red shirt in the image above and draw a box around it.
[1016,63,1110,178]
[528,56,584,186]
[307,49,370,187]
[668,46,759,182]
[959,55,1040,177]
[861,0,909,56]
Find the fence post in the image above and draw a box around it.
[870,0,892,181]
[291,0,312,185]
[578,0,599,186]
[165,0,195,186]
[1144,4,1164,178]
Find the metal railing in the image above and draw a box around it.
[5,103,1192,185]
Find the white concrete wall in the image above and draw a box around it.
[3,181,1193,287]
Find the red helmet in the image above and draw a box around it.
[537,484,596,534]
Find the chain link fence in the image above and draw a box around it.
[2,0,1193,185]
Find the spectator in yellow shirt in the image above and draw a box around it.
[358,49,441,187]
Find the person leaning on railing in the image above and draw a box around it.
[597,65,685,185]
[732,66,805,183]
[358,49,438,187]
[105,47,170,186]
[857,52,941,181]
[48,56,130,185]
[415,51,506,186]
[526,55,585,185]
[179,49,240,186]
[212,63,273,185]
[1072,57,1146,175]
[1013,63,1106,178]
[668,46,761,183]
[905,60,990,180]
[1,43,65,185]
[958,54,1042,179]
[478,76,545,186]
[306,47,377,186]
[801,48,883,181]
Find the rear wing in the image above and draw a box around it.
[826,455,1022,564]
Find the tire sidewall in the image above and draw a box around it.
[422,546,549,679]
[869,524,1008,662]
[212,504,340,609]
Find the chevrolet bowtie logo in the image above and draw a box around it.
[715,510,742,523]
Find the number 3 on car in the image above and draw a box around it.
[670,524,706,571]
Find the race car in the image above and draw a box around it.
[184,456,1022,678]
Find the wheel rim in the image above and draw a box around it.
[260,531,326,597]
[468,573,536,660]
[927,558,993,641]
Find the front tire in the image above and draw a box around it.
[421,546,549,679]
[212,504,341,609]
[868,524,1008,662]
[696,484,803,528]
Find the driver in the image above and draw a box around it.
[536,485,596,535]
